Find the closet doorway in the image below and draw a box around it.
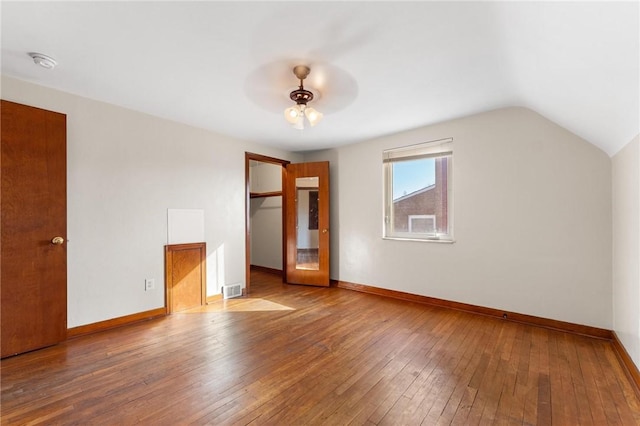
[245,153,331,293]
[245,153,289,293]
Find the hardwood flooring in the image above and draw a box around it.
[2,270,639,425]
[296,248,319,270]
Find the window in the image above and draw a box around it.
[383,138,453,241]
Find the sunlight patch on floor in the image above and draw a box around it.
[181,298,295,313]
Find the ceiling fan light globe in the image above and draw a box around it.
[284,106,301,124]
[305,107,323,127]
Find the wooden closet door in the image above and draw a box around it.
[284,161,330,286]
[1,100,67,358]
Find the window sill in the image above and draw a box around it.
[382,236,455,244]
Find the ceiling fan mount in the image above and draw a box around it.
[292,65,311,80]
[289,65,314,106]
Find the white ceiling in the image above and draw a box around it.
[2,2,638,155]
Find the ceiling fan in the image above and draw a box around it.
[284,65,323,129]
[244,60,359,129]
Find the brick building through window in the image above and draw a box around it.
[392,157,448,235]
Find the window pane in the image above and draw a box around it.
[390,156,449,236]
[392,158,435,200]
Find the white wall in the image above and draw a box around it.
[2,77,621,334]
[307,107,613,328]
[250,196,283,269]
[2,76,301,327]
[249,162,284,270]
[612,135,640,369]
[250,161,281,193]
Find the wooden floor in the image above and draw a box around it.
[296,248,319,270]
[2,270,639,425]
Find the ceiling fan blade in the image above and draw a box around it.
[305,63,358,113]
[245,60,358,115]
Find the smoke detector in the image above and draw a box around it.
[28,52,57,69]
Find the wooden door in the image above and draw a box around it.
[285,162,330,286]
[165,243,206,313]
[1,100,67,358]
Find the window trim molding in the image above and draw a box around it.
[383,138,454,243]
[382,235,456,244]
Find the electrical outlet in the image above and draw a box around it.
[145,278,155,291]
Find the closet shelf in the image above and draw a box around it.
[250,191,282,199]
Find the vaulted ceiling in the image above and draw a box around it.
[2,2,638,155]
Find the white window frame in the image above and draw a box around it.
[383,138,454,242]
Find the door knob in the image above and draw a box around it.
[51,236,64,245]
[322,229,328,234]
